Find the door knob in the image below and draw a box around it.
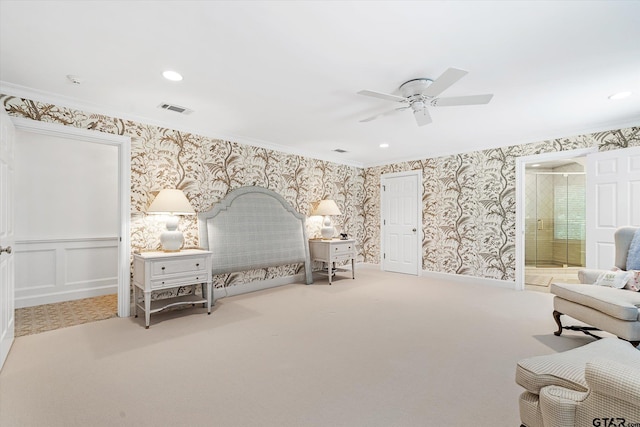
[0,246,12,255]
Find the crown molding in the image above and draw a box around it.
[362,117,640,168]
[0,81,364,169]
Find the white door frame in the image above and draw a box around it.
[515,147,596,290]
[380,170,423,275]
[11,117,131,317]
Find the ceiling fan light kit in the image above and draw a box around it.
[358,67,494,127]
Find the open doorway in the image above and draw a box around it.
[515,148,596,291]
[12,117,130,329]
[523,159,586,291]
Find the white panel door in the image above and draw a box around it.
[0,109,15,371]
[586,146,640,269]
[381,172,421,275]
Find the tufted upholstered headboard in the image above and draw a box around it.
[198,186,313,285]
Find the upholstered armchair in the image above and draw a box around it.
[551,226,640,346]
[517,338,640,427]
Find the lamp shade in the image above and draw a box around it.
[312,199,341,216]
[147,189,195,215]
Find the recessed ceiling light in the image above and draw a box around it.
[162,70,183,81]
[379,143,389,148]
[66,74,82,85]
[608,91,631,100]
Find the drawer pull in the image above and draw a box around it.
[196,263,200,267]
[161,266,165,271]
[162,281,165,285]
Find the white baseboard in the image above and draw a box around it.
[421,269,517,290]
[15,285,118,308]
[350,263,517,289]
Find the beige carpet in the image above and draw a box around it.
[14,294,117,337]
[0,266,607,427]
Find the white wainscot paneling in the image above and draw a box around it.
[14,248,56,291]
[14,237,118,308]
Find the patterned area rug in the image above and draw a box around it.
[15,294,118,337]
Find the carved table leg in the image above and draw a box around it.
[553,310,564,336]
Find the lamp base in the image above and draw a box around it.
[160,215,184,251]
[320,215,335,239]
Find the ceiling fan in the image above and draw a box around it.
[357,67,493,127]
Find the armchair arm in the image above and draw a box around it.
[584,358,640,408]
[578,269,607,284]
[539,386,587,427]
[538,359,640,427]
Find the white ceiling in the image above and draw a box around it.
[1,1,639,167]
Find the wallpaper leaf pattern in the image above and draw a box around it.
[1,95,364,293]
[2,94,639,288]
[362,127,639,281]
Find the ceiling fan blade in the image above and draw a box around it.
[431,94,493,107]
[423,68,468,98]
[358,90,407,103]
[413,108,432,127]
[360,106,409,123]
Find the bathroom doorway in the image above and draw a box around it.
[524,158,586,290]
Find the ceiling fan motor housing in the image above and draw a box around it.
[399,78,433,98]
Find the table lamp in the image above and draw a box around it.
[147,189,195,251]
[312,199,341,239]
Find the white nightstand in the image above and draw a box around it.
[309,239,356,285]
[132,249,213,328]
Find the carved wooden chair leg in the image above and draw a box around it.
[554,310,605,340]
[553,310,564,336]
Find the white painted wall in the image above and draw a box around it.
[14,130,118,239]
[13,130,119,307]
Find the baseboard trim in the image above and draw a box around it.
[421,270,517,290]
[208,264,517,301]
[15,285,118,308]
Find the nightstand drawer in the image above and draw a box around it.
[331,242,354,255]
[151,256,208,277]
[330,252,353,262]
[150,274,207,289]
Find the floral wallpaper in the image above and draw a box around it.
[2,94,639,288]
[362,127,640,281]
[0,95,365,290]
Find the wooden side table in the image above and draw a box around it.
[309,239,356,285]
[132,249,213,328]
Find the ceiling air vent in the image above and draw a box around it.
[158,102,194,115]
[333,149,348,153]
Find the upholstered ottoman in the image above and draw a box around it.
[516,338,640,427]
